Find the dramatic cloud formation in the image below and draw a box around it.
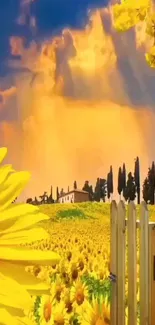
[0,1,155,199]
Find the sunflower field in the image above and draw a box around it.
[23,202,155,325]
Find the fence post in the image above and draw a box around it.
[117,200,126,325]
[110,200,118,325]
[139,201,149,325]
[127,201,137,325]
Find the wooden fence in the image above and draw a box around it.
[110,200,155,325]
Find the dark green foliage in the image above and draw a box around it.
[142,177,150,203]
[74,181,77,189]
[94,178,107,202]
[134,157,140,204]
[82,180,94,201]
[56,186,59,201]
[57,208,89,220]
[122,163,126,198]
[81,274,111,304]
[117,167,123,196]
[107,173,111,199]
[124,172,136,202]
[107,166,113,200]
[143,163,155,204]
[48,186,54,203]
[109,166,113,195]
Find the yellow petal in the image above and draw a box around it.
[0,261,50,295]
[0,164,15,186]
[0,211,49,234]
[0,227,50,245]
[0,147,7,164]
[0,308,20,325]
[0,309,35,325]
[0,203,41,232]
[0,172,31,212]
[0,247,60,266]
[0,273,32,310]
[16,316,35,325]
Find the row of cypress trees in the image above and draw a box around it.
[26,157,155,205]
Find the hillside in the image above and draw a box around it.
[39,201,155,222]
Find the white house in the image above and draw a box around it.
[58,189,89,203]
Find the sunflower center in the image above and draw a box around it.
[55,286,62,301]
[76,289,85,305]
[44,302,52,322]
[71,268,78,280]
[65,300,73,313]
[79,260,84,271]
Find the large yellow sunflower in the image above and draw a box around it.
[79,295,110,325]
[0,147,61,324]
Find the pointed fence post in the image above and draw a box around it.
[110,200,118,325]
[139,201,149,325]
[117,200,126,325]
[127,201,137,325]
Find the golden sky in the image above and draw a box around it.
[0,5,155,200]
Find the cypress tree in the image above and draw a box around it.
[56,187,59,202]
[94,178,101,202]
[134,157,140,204]
[117,167,123,199]
[109,165,113,198]
[82,180,93,201]
[147,164,155,204]
[142,177,150,203]
[124,172,136,202]
[122,163,126,199]
[100,178,107,202]
[107,173,111,200]
[74,181,77,189]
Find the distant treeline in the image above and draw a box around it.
[25,157,155,205]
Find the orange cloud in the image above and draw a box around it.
[2,5,155,200]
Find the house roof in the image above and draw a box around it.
[58,189,89,199]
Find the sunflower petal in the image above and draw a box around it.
[0,309,35,325]
[0,273,32,310]
[0,164,15,186]
[0,147,7,164]
[0,262,50,295]
[0,211,49,234]
[16,316,35,325]
[0,227,50,245]
[0,247,60,265]
[0,172,31,212]
[0,203,39,224]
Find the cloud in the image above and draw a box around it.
[0,2,155,199]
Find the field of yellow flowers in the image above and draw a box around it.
[24,202,155,325]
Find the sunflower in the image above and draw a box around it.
[38,294,56,325]
[68,261,79,283]
[70,279,89,314]
[0,147,61,324]
[79,297,110,325]
[51,301,70,325]
[50,274,66,302]
[60,288,74,315]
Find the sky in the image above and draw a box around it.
[0,0,155,200]
[0,0,108,69]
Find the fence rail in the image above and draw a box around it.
[110,200,155,325]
